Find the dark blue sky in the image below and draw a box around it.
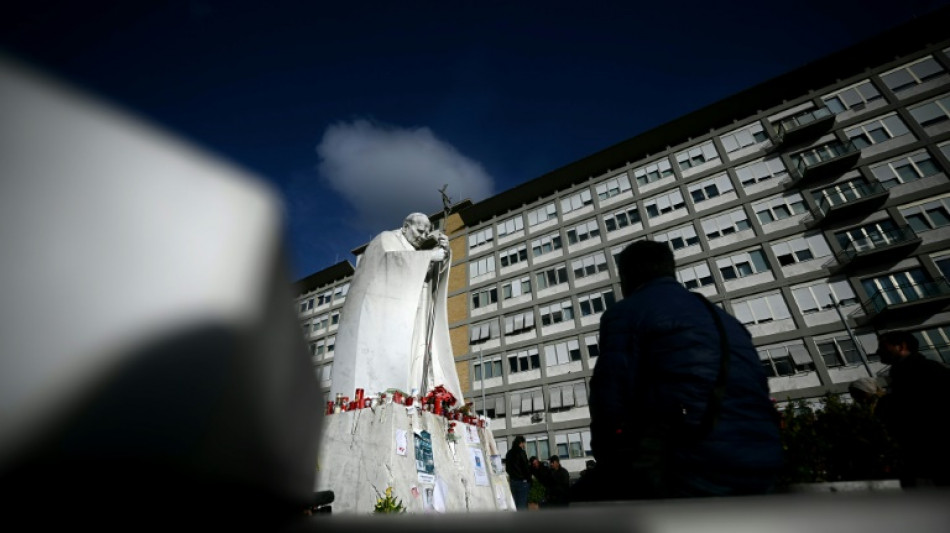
[4,0,950,280]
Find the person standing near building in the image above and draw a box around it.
[505,436,531,509]
[579,240,783,501]
[544,455,571,507]
[875,330,950,487]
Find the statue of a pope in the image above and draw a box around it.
[329,212,463,403]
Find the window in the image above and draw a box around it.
[720,122,768,153]
[313,339,325,357]
[644,189,686,218]
[499,244,528,268]
[812,178,876,211]
[530,232,563,258]
[312,313,329,332]
[504,310,536,336]
[474,396,506,418]
[688,174,734,205]
[675,141,720,171]
[595,173,632,200]
[677,261,715,290]
[585,335,600,359]
[913,326,950,364]
[817,335,863,368]
[330,311,340,326]
[497,214,525,238]
[326,335,335,356]
[880,56,946,93]
[469,319,500,345]
[539,299,575,327]
[527,202,558,226]
[502,275,532,299]
[716,248,771,280]
[654,224,700,251]
[771,234,832,266]
[560,188,593,214]
[319,362,332,382]
[844,113,911,149]
[510,389,544,416]
[603,204,642,232]
[473,356,504,380]
[471,286,498,310]
[549,380,589,410]
[701,208,752,240]
[900,195,950,233]
[792,279,857,314]
[870,150,941,188]
[566,218,601,245]
[554,430,591,458]
[861,268,931,309]
[523,433,550,460]
[468,227,494,251]
[572,252,609,281]
[834,219,901,253]
[299,297,314,313]
[333,283,350,302]
[316,289,333,307]
[753,193,807,225]
[470,256,495,280]
[732,292,792,325]
[544,338,582,366]
[759,341,814,377]
[633,158,674,187]
[508,348,541,374]
[822,79,883,113]
[735,156,788,187]
[578,289,615,316]
[535,264,569,290]
[908,94,950,128]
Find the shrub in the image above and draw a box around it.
[778,394,900,487]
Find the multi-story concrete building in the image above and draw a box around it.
[295,14,950,474]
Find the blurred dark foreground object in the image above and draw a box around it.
[0,52,322,529]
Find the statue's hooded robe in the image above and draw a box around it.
[329,229,463,403]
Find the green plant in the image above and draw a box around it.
[373,486,406,514]
[778,394,900,488]
[527,478,546,505]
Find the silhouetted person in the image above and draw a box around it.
[577,240,782,501]
[544,455,571,507]
[875,330,950,487]
[505,435,531,509]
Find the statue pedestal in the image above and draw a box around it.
[315,403,515,514]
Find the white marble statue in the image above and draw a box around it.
[330,213,463,403]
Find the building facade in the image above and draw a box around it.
[295,16,950,475]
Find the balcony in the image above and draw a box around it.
[853,278,950,326]
[785,140,861,188]
[773,106,835,147]
[831,225,921,272]
[805,181,890,228]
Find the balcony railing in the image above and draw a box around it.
[855,278,950,324]
[787,140,860,187]
[837,224,921,264]
[774,106,835,146]
[807,181,890,227]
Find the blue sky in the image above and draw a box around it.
[4,0,949,280]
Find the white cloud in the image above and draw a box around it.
[317,119,494,231]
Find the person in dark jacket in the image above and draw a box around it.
[875,330,950,487]
[505,435,531,509]
[577,239,783,501]
[544,455,571,507]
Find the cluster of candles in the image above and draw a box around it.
[325,387,486,428]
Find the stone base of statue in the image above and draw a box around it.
[315,402,515,514]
